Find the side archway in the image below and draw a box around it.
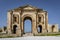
[37,25,42,33]
[13,25,18,34]
[52,25,55,32]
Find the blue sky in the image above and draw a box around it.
[0,0,60,32]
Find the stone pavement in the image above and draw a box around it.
[0,36,60,40]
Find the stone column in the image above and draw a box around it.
[43,13,47,33]
[32,20,37,34]
[41,16,43,23]
[21,19,24,34]
[55,24,59,32]
[45,12,48,32]
[7,11,12,34]
[16,14,22,36]
[36,13,38,34]
[16,25,21,36]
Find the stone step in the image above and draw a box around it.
[23,33,33,37]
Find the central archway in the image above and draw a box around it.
[23,17,32,33]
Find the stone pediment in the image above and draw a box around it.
[23,6,35,10]
[13,5,40,11]
[18,5,38,9]
[9,5,43,12]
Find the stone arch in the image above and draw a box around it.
[52,25,55,32]
[21,14,36,34]
[37,25,42,33]
[22,14,34,21]
[23,17,32,22]
[13,25,18,34]
[23,17,32,33]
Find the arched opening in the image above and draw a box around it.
[23,17,32,33]
[52,25,55,32]
[39,17,41,22]
[13,25,17,34]
[38,25,42,33]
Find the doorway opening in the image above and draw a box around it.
[13,25,17,34]
[38,25,42,33]
[52,25,55,32]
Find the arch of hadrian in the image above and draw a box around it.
[7,5,59,36]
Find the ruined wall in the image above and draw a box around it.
[7,5,59,36]
[48,24,59,33]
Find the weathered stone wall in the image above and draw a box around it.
[7,5,59,36]
[48,24,59,33]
